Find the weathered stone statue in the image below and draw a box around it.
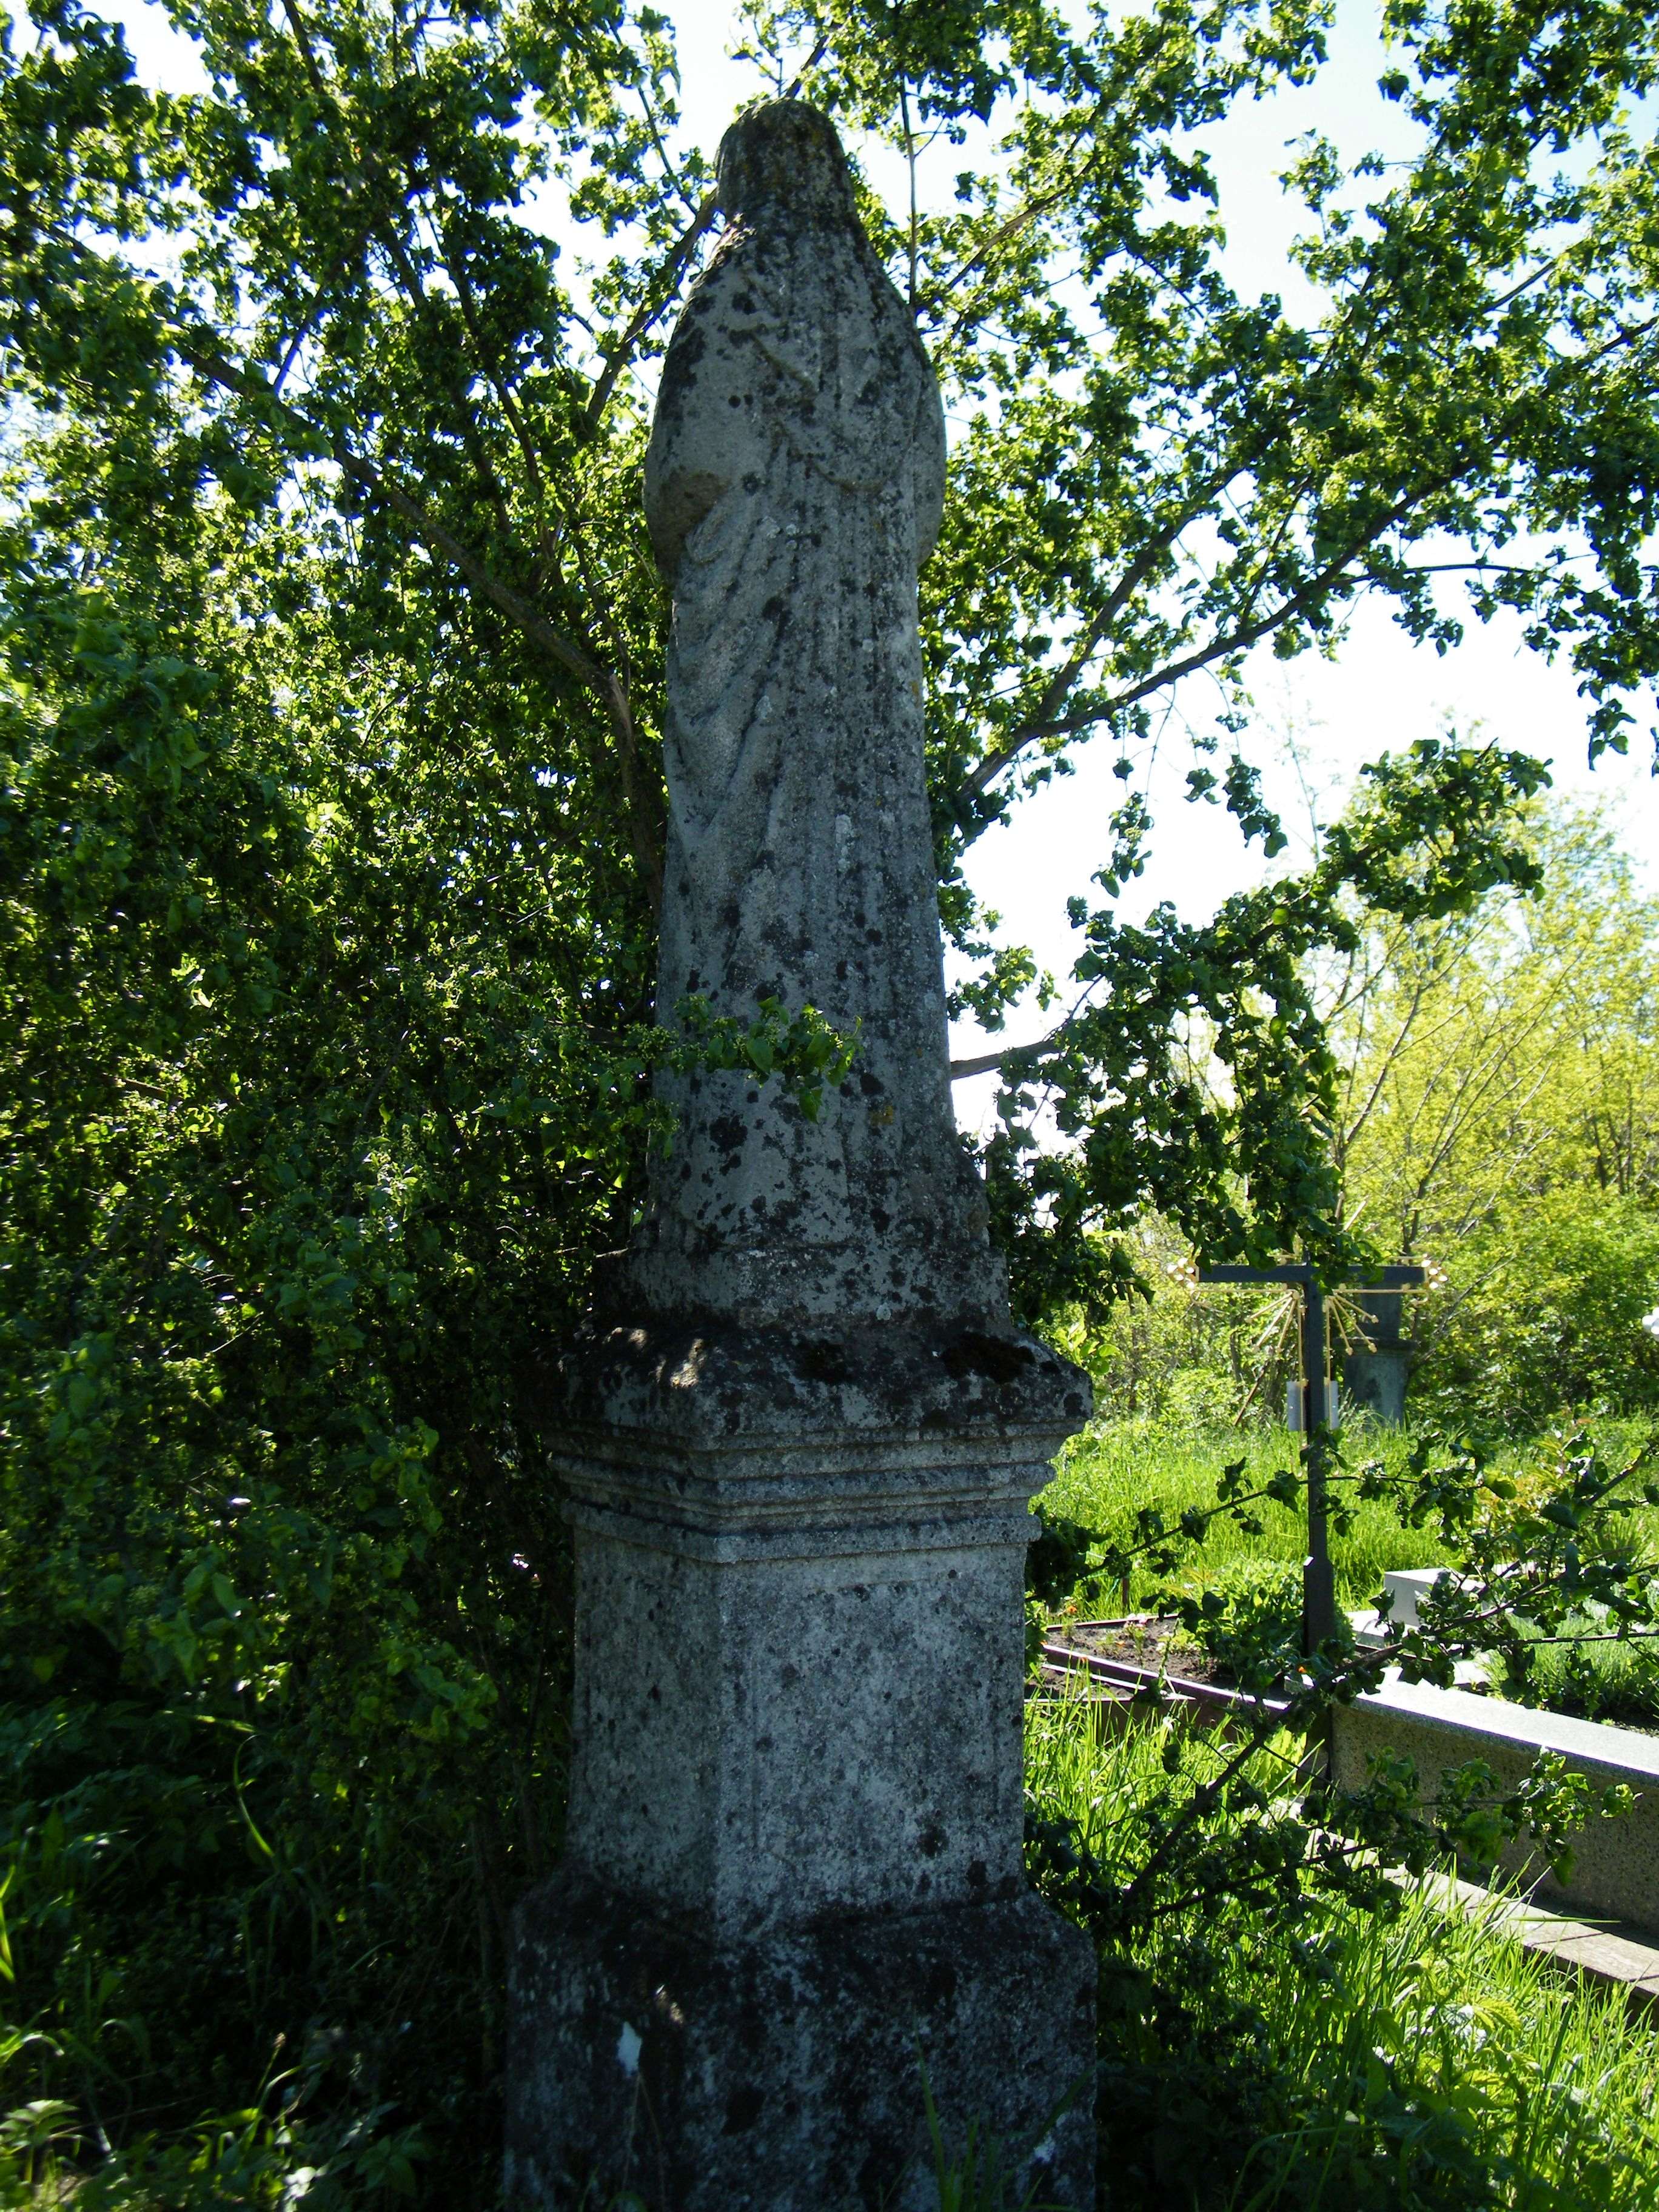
[506,101,1096,2210]
[628,98,1002,1330]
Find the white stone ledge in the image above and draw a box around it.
[1333,1676,1659,1936]
[1352,1675,1659,1777]
[1430,1872,1659,2016]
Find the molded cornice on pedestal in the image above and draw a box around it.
[535,1317,1088,1561]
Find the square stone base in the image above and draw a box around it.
[505,1873,1096,2210]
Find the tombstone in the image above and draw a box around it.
[1344,1287,1411,1425]
[503,102,1097,2211]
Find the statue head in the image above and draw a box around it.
[717,101,859,230]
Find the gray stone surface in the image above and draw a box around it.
[1346,1348,1409,1423]
[1344,1289,1410,1423]
[1333,1677,1659,1934]
[626,97,1002,1331]
[506,98,1096,2210]
[506,1879,1097,2211]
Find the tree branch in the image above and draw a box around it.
[956,480,1446,805]
[583,190,719,437]
[960,456,1254,809]
[167,324,663,902]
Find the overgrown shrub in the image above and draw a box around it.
[1413,1188,1659,1435]
[0,555,598,2200]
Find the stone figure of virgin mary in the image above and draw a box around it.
[626,101,1004,1329]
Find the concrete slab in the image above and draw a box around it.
[1430,1874,1659,2019]
[1333,1677,1659,1936]
[1381,1566,1481,1629]
[1347,1615,1490,1685]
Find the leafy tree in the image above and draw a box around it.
[3,0,1659,2197]
[1054,805,1659,1431]
[1332,806,1659,1426]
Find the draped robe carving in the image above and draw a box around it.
[625,102,1004,1326]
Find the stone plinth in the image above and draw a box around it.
[508,1880,1093,2212]
[1333,1677,1659,1933]
[505,1322,1096,2204]
[504,96,1096,2208]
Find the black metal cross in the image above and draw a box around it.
[1196,1262,1425,1655]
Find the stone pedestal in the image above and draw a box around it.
[505,1324,1096,2207]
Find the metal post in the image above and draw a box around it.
[1196,1259,1426,1657]
[1301,1276,1336,1654]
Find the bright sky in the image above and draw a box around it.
[94,0,1659,1102]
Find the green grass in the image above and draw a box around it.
[1042,1419,1456,1616]
[1042,1415,1659,1620]
[1500,1610,1659,1732]
[1027,1694,1659,2210]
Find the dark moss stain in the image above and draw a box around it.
[654,316,706,416]
[940,1330,1036,1386]
[709,1113,748,1157]
[723,2084,765,2134]
[795,1340,852,1384]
